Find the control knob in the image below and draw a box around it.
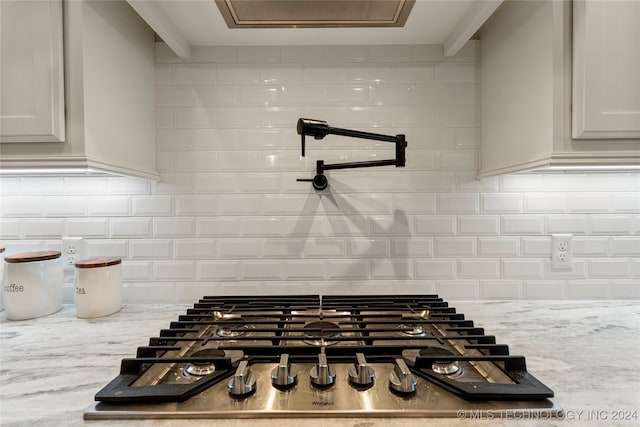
[227,360,256,397]
[271,353,298,388]
[389,358,417,395]
[310,353,336,387]
[348,353,375,388]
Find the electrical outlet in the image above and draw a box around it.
[62,237,84,273]
[551,234,572,270]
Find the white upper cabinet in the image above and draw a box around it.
[0,0,65,143]
[479,0,640,177]
[572,0,640,139]
[0,0,158,180]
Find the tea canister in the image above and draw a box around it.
[74,257,122,318]
[3,251,63,320]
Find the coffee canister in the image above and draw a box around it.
[0,247,5,311]
[74,257,122,318]
[3,251,63,320]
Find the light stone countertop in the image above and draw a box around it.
[1,301,639,427]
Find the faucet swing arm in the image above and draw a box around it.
[296,118,407,190]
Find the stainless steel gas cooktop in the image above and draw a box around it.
[84,295,562,419]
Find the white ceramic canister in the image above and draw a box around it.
[0,247,5,311]
[74,257,122,318]
[3,251,63,320]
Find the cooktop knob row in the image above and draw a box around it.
[227,360,256,397]
[309,353,336,387]
[348,353,376,388]
[271,354,298,388]
[389,359,418,395]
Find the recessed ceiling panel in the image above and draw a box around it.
[216,0,415,28]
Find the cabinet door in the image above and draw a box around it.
[572,0,640,139]
[0,0,65,142]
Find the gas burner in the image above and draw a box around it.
[303,321,341,346]
[420,348,462,376]
[182,349,225,377]
[216,322,252,338]
[398,323,427,336]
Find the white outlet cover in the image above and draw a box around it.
[551,234,573,270]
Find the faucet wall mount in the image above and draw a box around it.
[296,118,407,190]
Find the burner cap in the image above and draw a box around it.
[420,348,461,376]
[216,321,251,338]
[183,349,225,377]
[398,323,426,336]
[303,321,341,346]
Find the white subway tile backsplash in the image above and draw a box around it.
[434,237,475,257]
[1,197,44,217]
[501,259,543,278]
[283,260,325,280]
[611,193,640,212]
[219,239,260,258]
[391,238,433,257]
[174,239,216,259]
[479,281,522,299]
[458,259,499,278]
[198,261,239,280]
[262,239,304,258]
[88,196,131,216]
[347,239,389,257]
[568,193,610,213]
[4,43,637,302]
[482,194,523,213]
[155,218,195,237]
[415,259,455,279]
[121,261,153,280]
[611,237,640,256]
[546,215,588,234]
[590,215,635,235]
[573,236,609,256]
[478,237,519,257]
[327,259,368,279]
[521,237,552,257]
[85,239,128,258]
[130,239,172,259]
[173,64,216,85]
[524,194,567,213]
[133,196,173,216]
[458,216,499,235]
[175,196,219,215]
[22,219,64,238]
[566,281,609,299]
[110,218,152,238]
[589,259,631,278]
[154,261,196,280]
[437,193,478,213]
[20,178,64,195]
[436,280,478,299]
[242,261,282,280]
[305,239,346,258]
[0,219,21,239]
[502,216,544,235]
[65,218,108,238]
[414,216,455,236]
[523,280,565,299]
[371,259,412,279]
[434,63,476,83]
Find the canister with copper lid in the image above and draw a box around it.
[74,257,122,318]
[3,251,63,320]
[0,247,5,311]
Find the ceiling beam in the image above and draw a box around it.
[443,0,503,57]
[126,0,192,59]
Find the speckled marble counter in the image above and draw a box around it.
[1,301,639,427]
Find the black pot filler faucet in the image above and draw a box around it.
[296,118,407,191]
